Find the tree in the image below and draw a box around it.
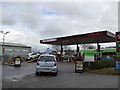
[52,45,71,52]
[52,45,61,52]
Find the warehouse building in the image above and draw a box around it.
[0,42,31,61]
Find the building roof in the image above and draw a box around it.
[40,30,116,45]
[0,42,31,48]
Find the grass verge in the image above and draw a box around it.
[89,68,120,75]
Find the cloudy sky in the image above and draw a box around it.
[0,1,118,51]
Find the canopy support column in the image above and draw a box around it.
[97,42,101,60]
[60,44,63,61]
[76,42,79,57]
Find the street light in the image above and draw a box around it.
[0,30,10,65]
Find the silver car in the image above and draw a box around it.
[36,54,58,75]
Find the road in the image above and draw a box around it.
[2,61,119,88]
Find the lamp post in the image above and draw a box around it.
[0,31,10,65]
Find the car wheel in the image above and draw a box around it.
[54,72,57,76]
[75,70,78,73]
[36,72,39,75]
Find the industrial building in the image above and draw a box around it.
[0,42,31,61]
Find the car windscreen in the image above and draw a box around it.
[39,56,55,61]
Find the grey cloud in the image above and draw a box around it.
[2,10,16,25]
[2,2,42,29]
[1,2,118,51]
[2,15,16,25]
[42,2,106,19]
[2,2,17,25]
[39,2,118,35]
[0,3,2,25]
[2,2,118,31]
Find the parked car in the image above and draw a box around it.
[27,53,40,60]
[36,54,58,75]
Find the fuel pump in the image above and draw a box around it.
[75,53,83,73]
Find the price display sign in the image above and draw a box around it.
[116,32,120,61]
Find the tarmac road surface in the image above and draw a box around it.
[2,62,119,88]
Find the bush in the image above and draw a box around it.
[86,60,116,70]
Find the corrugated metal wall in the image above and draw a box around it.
[0,46,2,56]
[4,46,31,59]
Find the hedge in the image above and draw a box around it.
[84,60,116,70]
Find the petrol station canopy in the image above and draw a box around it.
[40,31,116,45]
